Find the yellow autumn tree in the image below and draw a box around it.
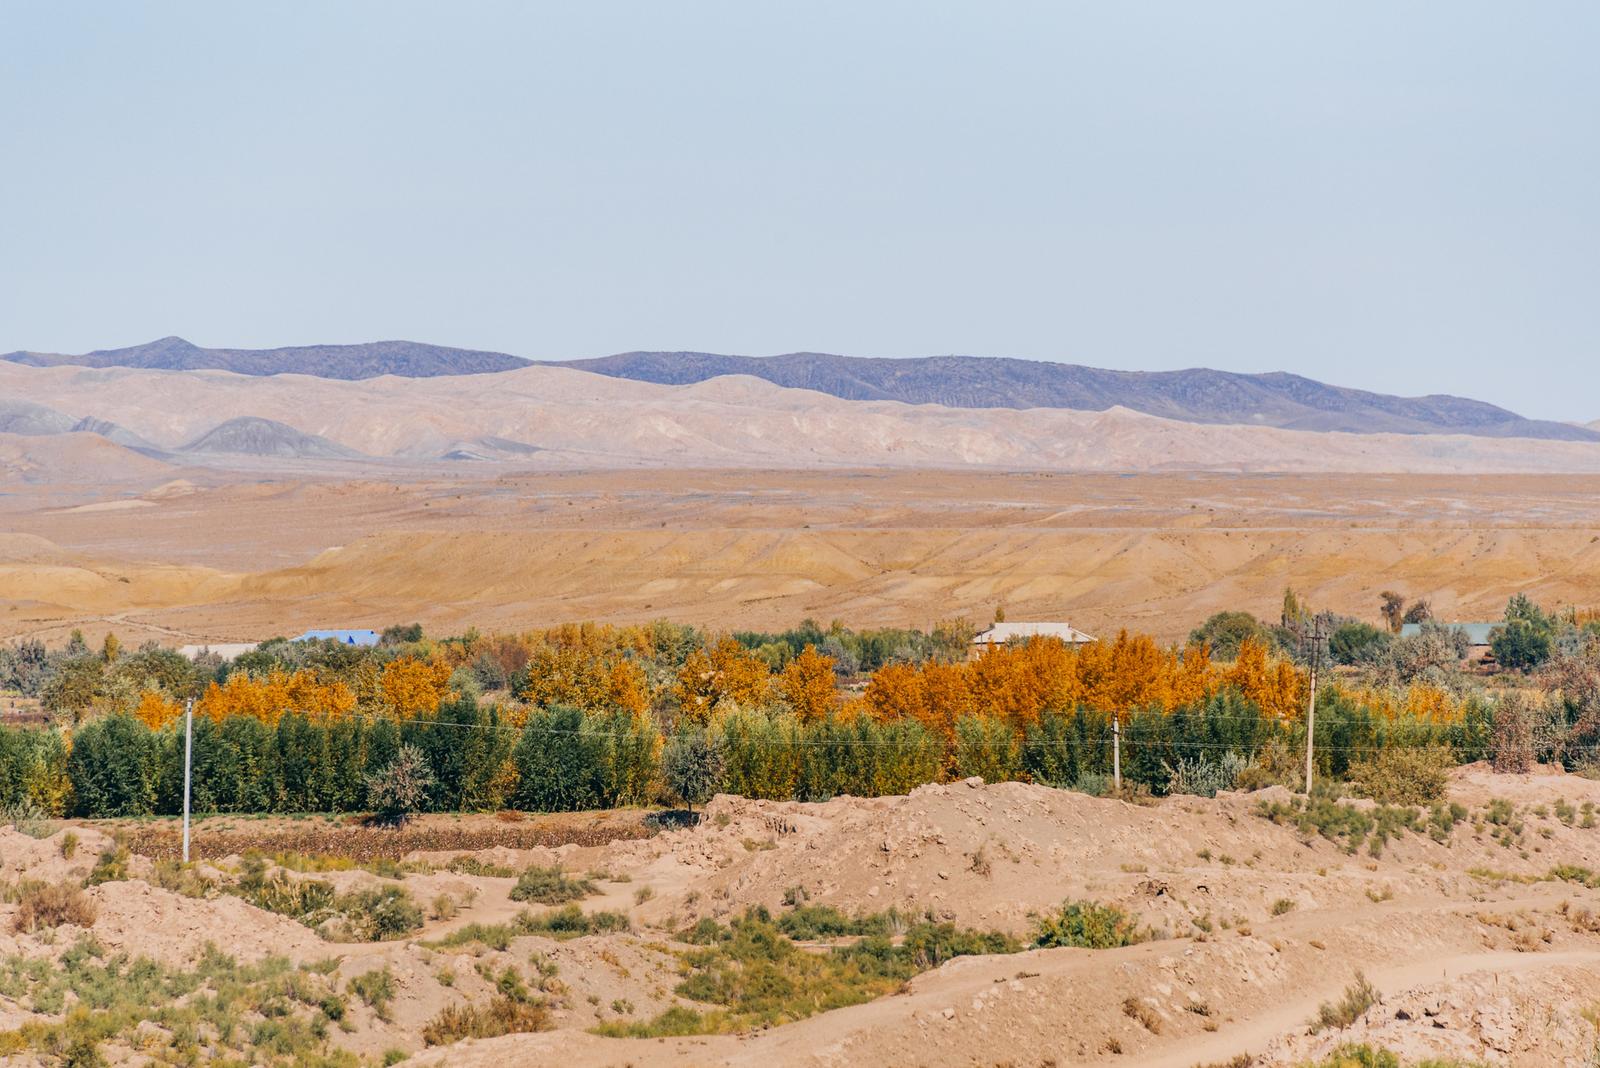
[780,646,839,722]
[135,689,183,730]
[379,656,453,719]
[199,668,356,726]
[606,658,652,718]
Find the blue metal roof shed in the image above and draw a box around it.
[293,629,380,647]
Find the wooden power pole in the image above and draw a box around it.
[1304,618,1322,794]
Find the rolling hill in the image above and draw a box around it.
[181,416,361,459]
[3,361,1600,475]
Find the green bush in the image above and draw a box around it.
[1345,746,1452,805]
[335,886,424,942]
[1033,900,1148,949]
[508,866,596,905]
[347,967,396,1021]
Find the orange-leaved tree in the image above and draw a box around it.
[780,645,839,722]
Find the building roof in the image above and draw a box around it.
[293,629,381,646]
[971,622,1096,645]
[1398,622,1497,645]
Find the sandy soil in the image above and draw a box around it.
[5,467,1600,646]
[7,767,1600,1065]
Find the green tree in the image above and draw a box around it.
[1328,622,1390,666]
[67,715,159,817]
[512,705,608,811]
[1491,594,1554,672]
[662,727,725,811]
[365,744,435,825]
[1188,611,1269,660]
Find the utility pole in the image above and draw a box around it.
[182,698,194,863]
[1304,618,1321,795]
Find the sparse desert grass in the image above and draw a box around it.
[422,994,551,1045]
[596,905,1017,1037]
[445,855,518,878]
[10,880,96,933]
[229,855,423,941]
[1257,792,1433,857]
[0,940,352,1065]
[1310,972,1379,1033]
[427,906,632,950]
[1122,994,1162,1033]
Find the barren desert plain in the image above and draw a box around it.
[5,459,1600,650]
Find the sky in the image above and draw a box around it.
[2,2,1596,419]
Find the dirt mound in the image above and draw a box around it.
[598,770,1600,939]
[86,879,330,965]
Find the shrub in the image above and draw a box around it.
[12,880,97,932]
[1345,746,1452,805]
[335,885,424,941]
[651,907,1015,1032]
[422,996,551,1045]
[348,967,396,1021]
[1491,692,1537,773]
[365,744,435,826]
[4,798,57,839]
[1299,1047,1401,1068]
[85,845,130,886]
[1033,900,1148,949]
[1310,972,1378,1033]
[520,905,630,939]
[509,866,596,905]
[1164,751,1248,798]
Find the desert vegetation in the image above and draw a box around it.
[7,592,1600,821]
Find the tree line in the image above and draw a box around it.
[0,687,1490,820]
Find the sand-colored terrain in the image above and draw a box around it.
[6,359,1600,645]
[4,467,1600,647]
[8,360,1600,474]
[9,767,1600,1065]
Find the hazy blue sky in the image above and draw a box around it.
[3,3,1596,418]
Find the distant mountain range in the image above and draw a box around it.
[3,337,1592,442]
[561,352,1597,442]
[1,336,526,379]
